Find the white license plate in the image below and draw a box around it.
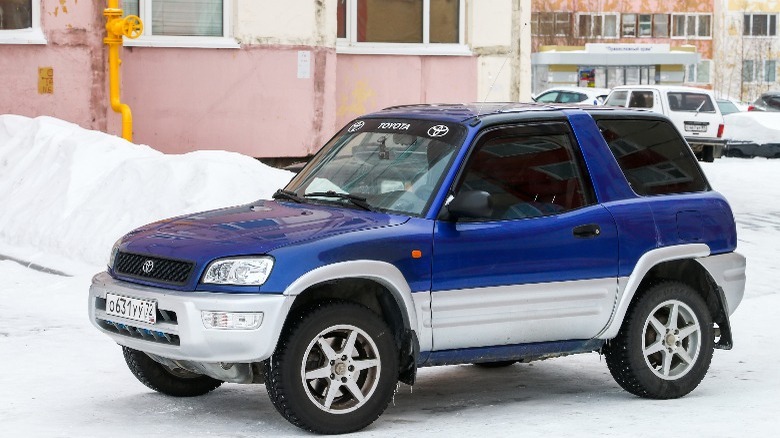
[684,123,708,132]
[106,293,157,324]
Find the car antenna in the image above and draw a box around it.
[474,21,525,125]
[473,55,510,126]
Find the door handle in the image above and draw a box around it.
[573,223,601,238]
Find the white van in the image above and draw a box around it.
[604,85,725,161]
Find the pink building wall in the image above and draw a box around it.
[1,2,478,158]
[120,46,338,157]
[335,55,478,130]
[0,0,109,131]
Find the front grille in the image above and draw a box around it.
[114,252,194,285]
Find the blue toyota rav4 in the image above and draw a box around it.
[89,103,746,434]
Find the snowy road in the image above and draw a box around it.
[1,158,779,437]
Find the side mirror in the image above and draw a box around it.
[446,190,492,220]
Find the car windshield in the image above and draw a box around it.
[282,119,464,216]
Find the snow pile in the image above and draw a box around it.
[722,112,780,144]
[0,115,294,267]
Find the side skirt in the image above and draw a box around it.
[419,339,605,367]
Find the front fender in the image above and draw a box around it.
[282,260,428,352]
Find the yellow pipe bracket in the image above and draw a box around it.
[104,3,143,142]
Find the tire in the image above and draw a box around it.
[264,301,399,434]
[603,281,714,399]
[122,346,223,397]
[702,146,715,162]
[473,360,516,368]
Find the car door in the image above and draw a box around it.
[430,121,619,351]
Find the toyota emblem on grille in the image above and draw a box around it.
[141,260,155,274]
[427,124,449,137]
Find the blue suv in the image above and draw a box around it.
[89,103,746,434]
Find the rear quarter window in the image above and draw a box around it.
[596,118,709,196]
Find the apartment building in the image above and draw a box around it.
[529,0,715,94]
[714,0,780,101]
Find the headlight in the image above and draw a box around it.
[108,238,122,269]
[202,257,274,286]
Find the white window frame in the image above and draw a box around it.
[763,60,777,82]
[576,13,619,39]
[686,60,712,84]
[337,0,469,56]
[671,13,712,39]
[0,0,46,45]
[743,14,778,37]
[743,60,755,83]
[124,0,238,49]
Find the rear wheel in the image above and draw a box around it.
[701,146,715,162]
[264,302,399,434]
[122,346,223,397]
[603,282,714,399]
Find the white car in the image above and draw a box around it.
[604,85,726,162]
[533,86,610,106]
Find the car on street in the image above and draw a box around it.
[747,91,780,112]
[89,103,745,434]
[604,85,726,162]
[532,86,610,105]
[717,99,744,115]
[723,111,780,158]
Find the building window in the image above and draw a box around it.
[532,11,572,37]
[744,14,778,36]
[765,60,777,82]
[622,14,636,37]
[687,60,711,84]
[653,14,669,37]
[743,60,755,83]
[0,0,45,44]
[638,14,652,37]
[122,0,236,48]
[338,0,466,54]
[671,14,711,38]
[577,13,618,38]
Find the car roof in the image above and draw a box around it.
[363,103,667,125]
[538,86,611,95]
[610,85,715,95]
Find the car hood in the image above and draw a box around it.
[119,200,409,263]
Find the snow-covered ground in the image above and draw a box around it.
[1,116,778,436]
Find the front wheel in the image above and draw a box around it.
[122,346,223,397]
[264,302,399,434]
[603,282,714,399]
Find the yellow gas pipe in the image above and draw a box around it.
[104,1,143,142]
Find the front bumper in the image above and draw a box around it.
[88,271,293,363]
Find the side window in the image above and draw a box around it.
[628,91,654,108]
[596,118,709,196]
[535,91,559,103]
[454,124,594,221]
[605,90,628,107]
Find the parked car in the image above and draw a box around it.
[90,103,745,434]
[717,99,744,115]
[533,86,610,105]
[723,111,780,158]
[604,85,726,162]
[747,90,780,112]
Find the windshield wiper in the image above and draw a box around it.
[304,191,374,211]
[272,189,305,203]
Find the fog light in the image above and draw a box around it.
[201,311,263,330]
